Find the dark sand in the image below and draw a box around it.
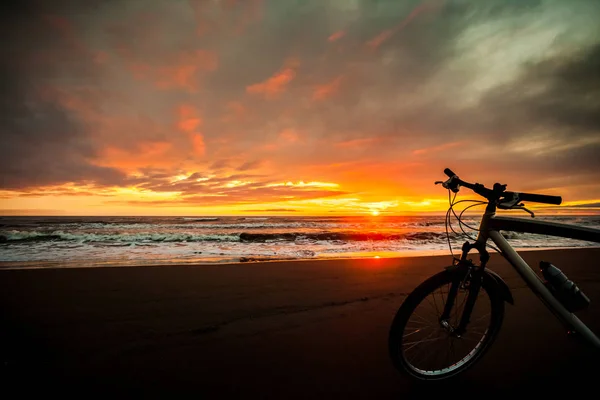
[2,248,600,398]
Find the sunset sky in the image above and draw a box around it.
[1,0,599,216]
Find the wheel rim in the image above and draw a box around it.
[400,278,493,376]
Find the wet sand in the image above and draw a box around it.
[1,248,599,397]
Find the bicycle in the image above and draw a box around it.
[388,168,600,381]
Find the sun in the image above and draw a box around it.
[371,210,380,216]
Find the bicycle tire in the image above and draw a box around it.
[389,269,504,381]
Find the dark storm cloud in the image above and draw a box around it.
[481,42,600,134]
[0,58,125,190]
[0,80,125,189]
[1,0,599,199]
[452,40,600,185]
[0,0,126,190]
[205,0,562,151]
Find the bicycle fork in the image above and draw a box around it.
[439,267,483,337]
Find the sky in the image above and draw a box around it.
[1,0,599,216]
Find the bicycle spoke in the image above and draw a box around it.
[403,326,431,338]
[424,296,440,318]
[403,336,446,347]
[405,330,439,356]
[412,341,442,369]
[398,274,497,377]
[440,283,447,307]
[470,313,490,324]
[431,289,441,317]
[408,335,440,366]
[408,311,433,325]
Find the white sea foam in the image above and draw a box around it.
[1,215,598,267]
[1,230,240,243]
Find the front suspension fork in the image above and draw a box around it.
[440,241,487,335]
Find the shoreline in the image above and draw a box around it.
[2,245,599,271]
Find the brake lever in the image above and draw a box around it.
[435,177,459,192]
[513,204,535,218]
[497,192,520,209]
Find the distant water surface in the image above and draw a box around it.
[1,215,599,269]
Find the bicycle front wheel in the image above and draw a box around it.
[389,269,504,381]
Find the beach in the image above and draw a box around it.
[2,248,599,397]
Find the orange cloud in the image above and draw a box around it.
[279,129,299,143]
[177,104,203,132]
[412,141,464,155]
[190,133,206,156]
[312,76,343,101]
[178,118,202,133]
[258,129,302,152]
[328,31,346,42]
[154,50,218,92]
[366,1,444,49]
[220,101,250,123]
[246,59,298,99]
[110,28,218,92]
[96,142,174,170]
[176,104,206,156]
[334,137,384,148]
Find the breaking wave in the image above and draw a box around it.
[0,230,452,244]
[0,231,239,243]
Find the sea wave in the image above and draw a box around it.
[0,230,455,244]
[238,231,450,242]
[0,231,240,243]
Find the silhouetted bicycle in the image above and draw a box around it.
[388,168,600,381]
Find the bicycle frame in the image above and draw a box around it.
[473,212,600,348]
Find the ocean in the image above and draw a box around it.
[1,214,599,269]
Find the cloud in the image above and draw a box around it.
[1,0,600,206]
[447,40,600,186]
[246,60,297,99]
[237,160,263,171]
[334,138,386,149]
[566,203,600,208]
[0,7,126,189]
[328,31,346,42]
[242,208,298,212]
[412,142,464,155]
[312,76,344,101]
[366,1,445,50]
[278,129,300,143]
[139,50,218,92]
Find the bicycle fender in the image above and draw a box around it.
[485,269,514,305]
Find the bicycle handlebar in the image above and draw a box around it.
[516,192,562,205]
[442,168,562,205]
[444,168,457,178]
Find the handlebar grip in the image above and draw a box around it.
[444,168,457,178]
[518,192,562,205]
